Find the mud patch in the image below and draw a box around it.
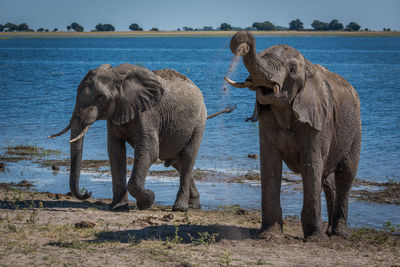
[353,180,400,205]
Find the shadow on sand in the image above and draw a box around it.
[94,224,258,244]
[0,198,110,211]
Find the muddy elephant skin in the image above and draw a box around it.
[226,31,361,240]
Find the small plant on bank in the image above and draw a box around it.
[172,224,183,244]
[188,231,219,246]
[26,209,38,224]
[351,221,400,245]
[221,249,232,266]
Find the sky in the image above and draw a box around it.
[1,0,399,31]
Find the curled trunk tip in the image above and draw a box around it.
[48,124,71,138]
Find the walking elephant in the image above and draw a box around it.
[225,31,361,241]
[50,63,234,212]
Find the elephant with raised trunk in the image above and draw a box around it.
[225,31,361,241]
[50,63,234,212]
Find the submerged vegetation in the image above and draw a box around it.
[5,145,61,157]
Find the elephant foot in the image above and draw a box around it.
[304,226,329,242]
[325,224,333,236]
[331,224,349,238]
[172,201,188,212]
[135,189,155,210]
[304,231,329,242]
[255,223,285,242]
[188,197,201,209]
[331,220,349,238]
[109,203,130,212]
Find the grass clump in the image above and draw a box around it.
[351,221,400,245]
[6,145,61,157]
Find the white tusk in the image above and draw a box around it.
[224,76,252,88]
[48,124,71,138]
[70,125,91,143]
[273,84,280,94]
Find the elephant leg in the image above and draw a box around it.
[128,144,158,210]
[258,120,284,240]
[332,140,360,237]
[245,101,258,122]
[301,161,326,240]
[188,179,201,209]
[172,128,203,212]
[322,173,336,235]
[108,126,129,212]
[172,162,200,210]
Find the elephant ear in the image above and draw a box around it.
[292,72,332,131]
[112,69,164,125]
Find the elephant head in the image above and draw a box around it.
[225,31,331,130]
[49,63,164,199]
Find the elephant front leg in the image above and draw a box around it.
[301,162,327,241]
[108,128,129,212]
[128,148,157,210]
[258,131,284,240]
[322,173,336,236]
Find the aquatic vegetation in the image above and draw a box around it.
[5,145,61,158]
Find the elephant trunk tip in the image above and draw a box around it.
[230,31,255,56]
[48,124,71,138]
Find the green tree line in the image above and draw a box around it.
[0,20,393,33]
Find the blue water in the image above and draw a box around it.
[0,36,399,227]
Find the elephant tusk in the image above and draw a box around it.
[273,84,280,95]
[48,124,71,138]
[70,125,91,143]
[224,76,252,88]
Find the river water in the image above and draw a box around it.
[0,35,399,227]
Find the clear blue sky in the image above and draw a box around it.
[1,0,399,31]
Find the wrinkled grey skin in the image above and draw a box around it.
[227,31,361,241]
[57,63,207,212]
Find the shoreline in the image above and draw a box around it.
[1,30,400,39]
[1,145,399,207]
[0,181,399,266]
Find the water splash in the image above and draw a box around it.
[222,55,241,91]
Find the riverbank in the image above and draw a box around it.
[1,30,400,39]
[1,145,399,207]
[0,181,399,266]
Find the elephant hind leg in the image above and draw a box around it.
[172,161,201,210]
[331,139,361,237]
[322,173,336,235]
[172,127,204,212]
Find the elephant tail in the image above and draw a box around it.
[207,104,237,120]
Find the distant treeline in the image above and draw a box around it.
[0,20,394,33]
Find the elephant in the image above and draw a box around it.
[49,63,234,212]
[225,31,361,241]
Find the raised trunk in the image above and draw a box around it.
[242,46,280,88]
[230,31,281,88]
[69,118,91,200]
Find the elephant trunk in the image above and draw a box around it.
[230,31,283,90]
[69,117,92,200]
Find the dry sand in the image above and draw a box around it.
[0,182,398,266]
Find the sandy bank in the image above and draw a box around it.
[0,182,399,266]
